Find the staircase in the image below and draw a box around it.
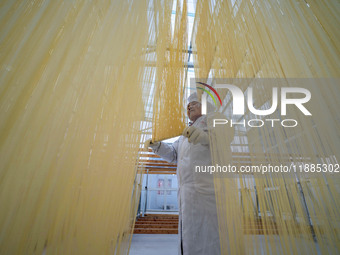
[134,214,286,235]
[134,214,179,234]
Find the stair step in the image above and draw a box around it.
[134,228,178,234]
[138,217,178,220]
[135,222,178,225]
[138,219,178,222]
[140,215,178,219]
[134,223,178,229]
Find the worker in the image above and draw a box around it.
[144,92,223,254]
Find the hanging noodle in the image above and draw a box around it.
[192,0,340,254]
[0,0,153,254]
[151,0,187,142]
[0,0,339,254]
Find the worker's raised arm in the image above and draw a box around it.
[144,138,179,164]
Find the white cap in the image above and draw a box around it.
[187,92,200,104]
[187,91,216,114]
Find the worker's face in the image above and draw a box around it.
[187,101,202,122]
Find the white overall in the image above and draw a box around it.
[153,115,220,255]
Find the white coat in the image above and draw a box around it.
[152,115,220,255]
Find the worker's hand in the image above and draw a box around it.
[182,126,209,145]
[144,138,160,151]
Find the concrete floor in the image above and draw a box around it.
[129,234,321,255]
[129,234,178,255]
